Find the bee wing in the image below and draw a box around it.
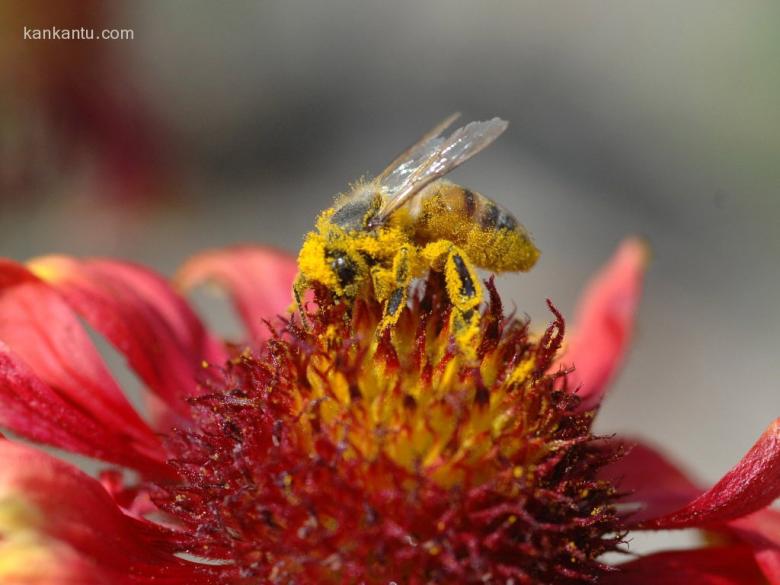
[376,112,461,185]
[374,117,508,224]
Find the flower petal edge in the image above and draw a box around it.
[556,237,648,410]
[175,245,298,341]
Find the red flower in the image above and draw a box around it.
[0,240,776,584]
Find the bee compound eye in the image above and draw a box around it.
[330,253,359,286]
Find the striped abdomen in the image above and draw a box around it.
[412,180,540,273]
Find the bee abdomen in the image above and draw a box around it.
[463,188,477,217]
[423,183,519,233]
[478,200,518,231]
[414,181,539,273]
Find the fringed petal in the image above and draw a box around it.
[0,259,160,450]
[85,259,227,365]
[728,509,780,584]
[176,245,297,340]
[0,440,211,584]
[27,255,223,415]
[600,438,701,523]
[0,342,170,476]
[556,238,648,410]
[604,437,780,583]
[602,546,766,584]
[638,419,780,530]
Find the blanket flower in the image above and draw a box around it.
[0,239,776,584]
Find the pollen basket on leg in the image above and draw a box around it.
[452,253,476,299]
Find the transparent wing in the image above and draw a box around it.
[376,112,461,187]
[374,117,508,224]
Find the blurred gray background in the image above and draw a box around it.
[1,1,778,549]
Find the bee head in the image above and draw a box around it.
[298,231,363,301]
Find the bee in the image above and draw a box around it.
[294,114,540,349]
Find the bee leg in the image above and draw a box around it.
[422,241,482,356]
[445,247,483,355]
[292,274,310,329]
[378,245,416,332]
[370,265,394,304]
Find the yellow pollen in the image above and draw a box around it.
[283,286,566,492]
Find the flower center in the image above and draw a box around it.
[153,276,623,584]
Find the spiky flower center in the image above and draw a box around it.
[154,276,623,584]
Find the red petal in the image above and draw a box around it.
[176,245,297,340]
[602,546,766,585]
[0,440,209,584]
[28,255,224,415]
[556,238,648,410]
[602,437,780,583]
[639,418,780,530]
[730,509,780,584]
[600,438,702,523]
[86,259,226,365]
[0,259,159,450]
[0,342,170,475]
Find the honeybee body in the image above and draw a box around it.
[294,116,540,353]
